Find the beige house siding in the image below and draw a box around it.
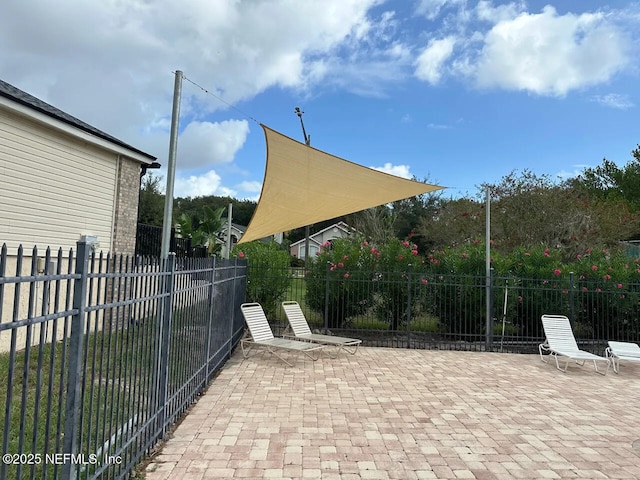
[0,253,157,353]
[0,79,158,352]
[0,108,117,252]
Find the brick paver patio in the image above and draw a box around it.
[145,347,640,479]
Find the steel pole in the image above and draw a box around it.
[160,70,183,259]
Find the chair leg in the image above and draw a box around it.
[539,342,550,364]
[241,339,254,358]
[344,343,360,355]
[267,347,294,367]
[556,355,570,373]
[304,349,323,361]
[605,348,619,374]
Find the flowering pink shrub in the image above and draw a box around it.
[304,235,640,335]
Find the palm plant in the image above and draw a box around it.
[175,206,226,256]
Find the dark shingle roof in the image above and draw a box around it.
[0,79,157,163]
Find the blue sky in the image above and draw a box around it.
[1,0,639,200]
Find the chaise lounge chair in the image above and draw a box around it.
[539,314,610,375]
[240,302,325,366]
[281,301,362,355]
[605,341,640,374]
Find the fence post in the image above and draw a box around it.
[205,256,217,382]
[227,256,239,358]
[229,257,237,358]
[485,267,494,351]
[157,253,176,438]
[61,240,90,480]
[406,265,412,349]
[170,227,177,254]
[569,271,575,325]
[323,262,330,333]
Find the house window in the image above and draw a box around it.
[300,245,320,259]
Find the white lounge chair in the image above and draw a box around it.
[240,302,324,366]
[539,314,610,375]
[282,301,362,355]
[605,341,640,374]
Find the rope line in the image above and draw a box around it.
[178,72,261,126]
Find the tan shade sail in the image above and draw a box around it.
[238,124,445,244]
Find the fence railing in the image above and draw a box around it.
[247,265,640,354]
[0,241,247,480]
[135,223,207,258]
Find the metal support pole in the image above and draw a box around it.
[295,107,312,268]
[485,187,492,350]
[160,70,183,259]
[226,203,233,259]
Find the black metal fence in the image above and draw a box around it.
[248,265,640,355]
[0,241,247,480]
[135,223,207,258]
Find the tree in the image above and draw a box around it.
[572,146,640,211]
[389,181,441,251]
[175,205,226,256]
[347,206,397,244]
[484,170,639,261]
[570,146,640,239]
[418,170,640,262]
[174,195,257,228]
[138,173,165,225]
[345,180,440,250]
[418,197,485,250]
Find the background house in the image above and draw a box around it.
[220,223,246,259]
[289,221,355,260]
[0,79,158,257]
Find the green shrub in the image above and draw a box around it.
[233,241,291,317]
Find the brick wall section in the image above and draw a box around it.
[112,156,141,256]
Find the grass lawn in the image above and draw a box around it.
[0,298,215,480]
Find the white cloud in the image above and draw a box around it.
[0,0,391,154]
[411,3,634,98]
[555,169,581,181]
[236,181,263,199]
[416,0,465,20]
[173,170,237,199]
[238,180,262,190]
[372,163,412,178]
[591,93,634,109]
[178,120,249,169]
[475,1,525,23]
[414,37,456,84]
[427,123,451,129]
[473,6,629,96]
